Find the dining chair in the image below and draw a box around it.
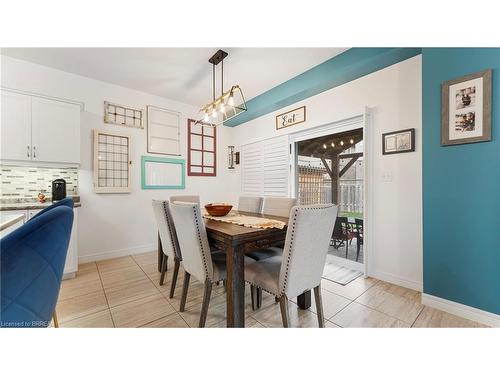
[332,216,355,258]
[170,201,253,327]
[244,204,338,327]
[1,206,74,328]
[354,218,364,262]
[169,195,200,204]
[245,196,297,262]
[238,196,263,214]
[261,196,297,217]
[152,200,182,298]
[29,197,74,221]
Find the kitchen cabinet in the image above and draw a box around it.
[0,208,79,279]
[0,90,81,164]
[1,91,32,161]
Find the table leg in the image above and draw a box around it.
[226,243,245,327]
[157,233,163,272]
[297,290,311,310]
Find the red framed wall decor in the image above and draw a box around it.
[187,119,217,176]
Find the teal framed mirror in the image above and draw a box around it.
[141,156,185,190]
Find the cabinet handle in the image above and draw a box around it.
[27,145,30,158]
[33,146,37,158]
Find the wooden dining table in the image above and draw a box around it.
[157,210,312,328]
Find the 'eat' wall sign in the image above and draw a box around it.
[276,106,306,130]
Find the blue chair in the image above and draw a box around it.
[1,206,74,328]
[30,197,74,221]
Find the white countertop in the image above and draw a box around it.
[0,212,26,231]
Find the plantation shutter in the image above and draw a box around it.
[241,135,289,197]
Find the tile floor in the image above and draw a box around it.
[55,251,487,328]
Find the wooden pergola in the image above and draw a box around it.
[297,128,363,205]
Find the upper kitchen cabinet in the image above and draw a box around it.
[31,97,80,163]
[1,91,32,161]
[0,90,81,164]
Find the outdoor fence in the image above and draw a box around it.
[297,165,363,214]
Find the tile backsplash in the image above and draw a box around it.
[0,165,78,201]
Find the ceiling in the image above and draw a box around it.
[1,48,348,107]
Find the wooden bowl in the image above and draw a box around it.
[205,203,233,217]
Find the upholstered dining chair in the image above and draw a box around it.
[152,200,182,298]
[169,202,232,327]
[262,196,297,218]
[169,195,200,204]
[30,197,74,220]
[1,206,74,328]
[238,196,263,214]
[244,204,338,327]
[245,196,297,262]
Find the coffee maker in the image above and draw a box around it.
[52,179,67,202]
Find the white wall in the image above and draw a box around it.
[233,55,423,291]
[1,55,239,262]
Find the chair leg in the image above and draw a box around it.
[356,240,361,262]
[250,285,256,310]
[179,271,190,312]
[159,254,168,285]
[313,285,325,328]
[199,279,213,328]
[169,258,180,298]
[257,288,262,308]
[279,295,290,328]
[345,240,349,258]
[52,311,59,328]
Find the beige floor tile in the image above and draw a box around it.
[179,292,228,327]
[78,261,98,273]
[104,278,161,308]
[99,265,148,289]
[110,294,176,328]
[132,251,158,266]
[58,271,103,301]
[412,306,487,328]
[290,289,351,320]
[139,261,161,276]
[326,320,341,328]
[330,302,409,328]
[209,316,265,328]
[355,281,423,324]
[321,277,379,300]
[97,256,137,274]
[141,313,189,328]
[61,309,114,328]
[56,290,109,323]
[252,300,321,328]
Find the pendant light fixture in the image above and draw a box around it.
[194,49,247,127]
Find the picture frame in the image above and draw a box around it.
[441,69,492,146]
[187,119,217,176]
[141,156,185,190]
[382,128,415,155]
[146,105,181,156]
[276,106,306,130]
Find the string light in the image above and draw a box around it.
[350,138,354,144]
[331,142,335,147]
[340,140,344,146]
[323,144,327,149]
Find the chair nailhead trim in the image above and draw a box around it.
[193,206,213,282]
[162,201,182,260]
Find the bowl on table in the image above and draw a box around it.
[205,203,233,217]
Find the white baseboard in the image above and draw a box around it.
[78,243,156,263]
[421,293,500,328]
[368,270,423,292]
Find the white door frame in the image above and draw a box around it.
[287,109,373,275]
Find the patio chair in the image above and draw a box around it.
[331,216,355,258]
[354,218,364,262]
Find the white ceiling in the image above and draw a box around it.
[1,48,347,106]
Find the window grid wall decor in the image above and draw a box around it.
[93,129,131,193]
[187,119,216,176]
[104,101,144,129]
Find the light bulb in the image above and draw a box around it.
[331,142,335,148]
[220,103,225,113]
[211,107,217,118]
[203,112,209,122]
[350,139,354,144]
[340,140,344,146]
[228,94,235,106]
[323,144,327,149]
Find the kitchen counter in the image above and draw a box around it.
[0,212,26,231]
[0,196,81,211]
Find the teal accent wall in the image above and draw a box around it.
[225,47,422,126]
[422,48,500,314]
